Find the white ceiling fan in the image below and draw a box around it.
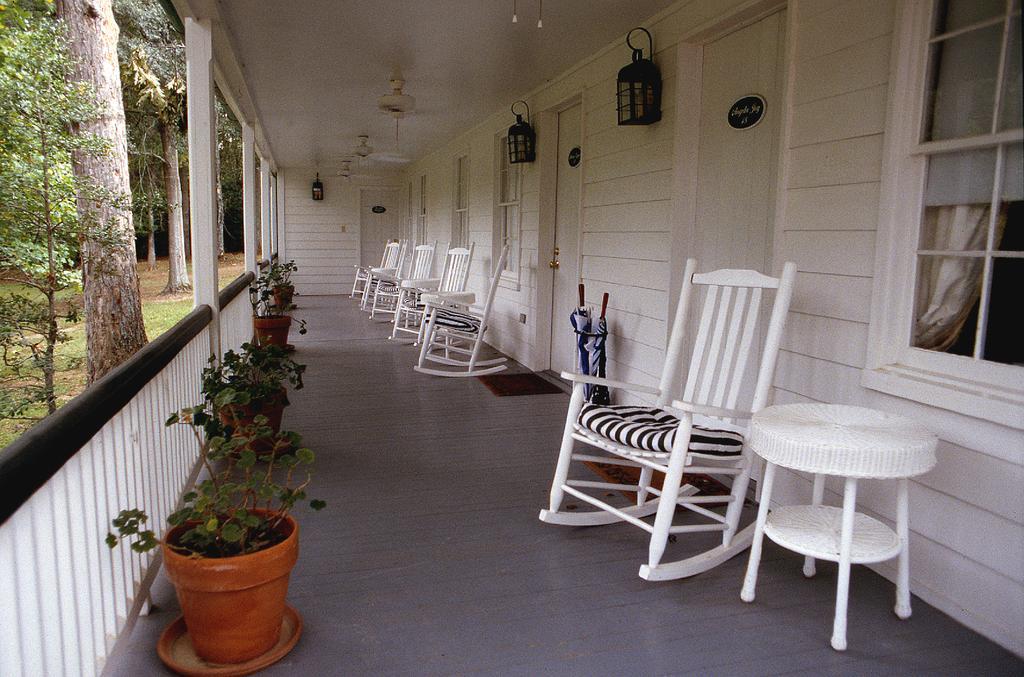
[335,158,376,181]
[375,70,416,164]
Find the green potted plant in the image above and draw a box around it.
[108,398,325,667]
[268,259,298,308]
[251,267,306,347]
[206,342,305,437]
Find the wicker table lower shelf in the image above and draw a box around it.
[765,505,901,565]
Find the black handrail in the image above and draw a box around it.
[0,305,214,526]
[218,271,255,311]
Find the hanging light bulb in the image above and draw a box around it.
[512,0,517,23]
[537,0,543,28]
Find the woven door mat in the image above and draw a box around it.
[477,372,565,396]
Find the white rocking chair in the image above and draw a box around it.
[352,240,394,298]
[360,239,407,310]
[370,241,437,320]
[414,245,509,377]
[391,243,475,341]
[539,259,796,581]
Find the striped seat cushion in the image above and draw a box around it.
[432,308,480,333]
[577,404,744,457]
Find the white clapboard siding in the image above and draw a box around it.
[773,0,1023,654]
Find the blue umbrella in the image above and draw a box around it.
[571,287,610,404]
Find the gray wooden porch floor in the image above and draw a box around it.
[107,295,1022,676]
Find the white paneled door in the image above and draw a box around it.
[360,188,400,267]
[694,11,784,273]
[550,103,583,375]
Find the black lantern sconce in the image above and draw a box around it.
[507,100,536,164]
[311,173,324,201]
[617,27,661,126]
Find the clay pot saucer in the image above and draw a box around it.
[157,605,302,676]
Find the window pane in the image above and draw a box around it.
[921,149,996,251]
[998,15,1022,131]
[997,144,1024,251]
[983,257,1024,364]
[924,24,1002,140]
[934,0,1005,34]
[913,254,981,356]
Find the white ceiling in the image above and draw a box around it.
[214,0,677,173]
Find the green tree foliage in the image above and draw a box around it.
[0,5,104,417]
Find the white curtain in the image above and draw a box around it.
[913,205,989,351]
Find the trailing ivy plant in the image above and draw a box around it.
[108,393,325,558]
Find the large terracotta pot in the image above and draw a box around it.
[253,315,291,347]
[162,512,299,665]
[272,284,294,309]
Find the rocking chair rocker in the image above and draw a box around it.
[414,245,509,377]
[539,258,796,581]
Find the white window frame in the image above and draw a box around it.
[495,135,521,287]
[405,180,414,241]
[417,174,427,245]
[453,153,470,246]
[864,0,1024,429]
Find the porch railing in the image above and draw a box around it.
[0,272,254,677]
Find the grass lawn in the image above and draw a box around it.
[0,254,246,447]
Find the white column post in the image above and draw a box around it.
[276,169,287,263]
[242,123,257,274]
[260,157,272,263]
[270,173,279,257]
[185,17,220,357]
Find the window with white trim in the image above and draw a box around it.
[405,180,414,241]
[496,136,521,277]
[865,0,1023,427]
[417,174,427,244]
[453,154,470,246]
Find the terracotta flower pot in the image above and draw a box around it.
[219,388,289,435]
[272,284,294,308]
[253,315,291,347]
[162,512,299,665]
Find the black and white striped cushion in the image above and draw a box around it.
[432,308,480,333]
[577,404,743,457]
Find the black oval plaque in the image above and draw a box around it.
[371,205,386,214]
[568,146,581,167]
[728,95,766,130]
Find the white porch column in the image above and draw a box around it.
[260,157,272,262]
[276,169,286,263]
[242,123,257,274]
[185,17,220,356]
[270,173,279,257]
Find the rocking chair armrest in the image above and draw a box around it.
[422,291,476,306]
[560,373,661,397]
[669,399,751,420]
[400,277,441,289]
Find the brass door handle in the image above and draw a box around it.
[549,246,560,269]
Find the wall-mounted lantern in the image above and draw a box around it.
[312,173,324,201]
[617,27,661,126]
[507,100,536,164]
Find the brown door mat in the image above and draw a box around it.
[581,461,732,503]
[477,372,566,396]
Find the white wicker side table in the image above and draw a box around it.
[739,403,937,651]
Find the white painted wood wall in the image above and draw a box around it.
[282,171,395,295]
[397,0,1023,654]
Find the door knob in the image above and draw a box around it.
[549,246,560,269]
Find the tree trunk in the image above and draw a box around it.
[161,120,191,294]
[180,160,191,261]
[146,207,156,271]
[57,0,147,384]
